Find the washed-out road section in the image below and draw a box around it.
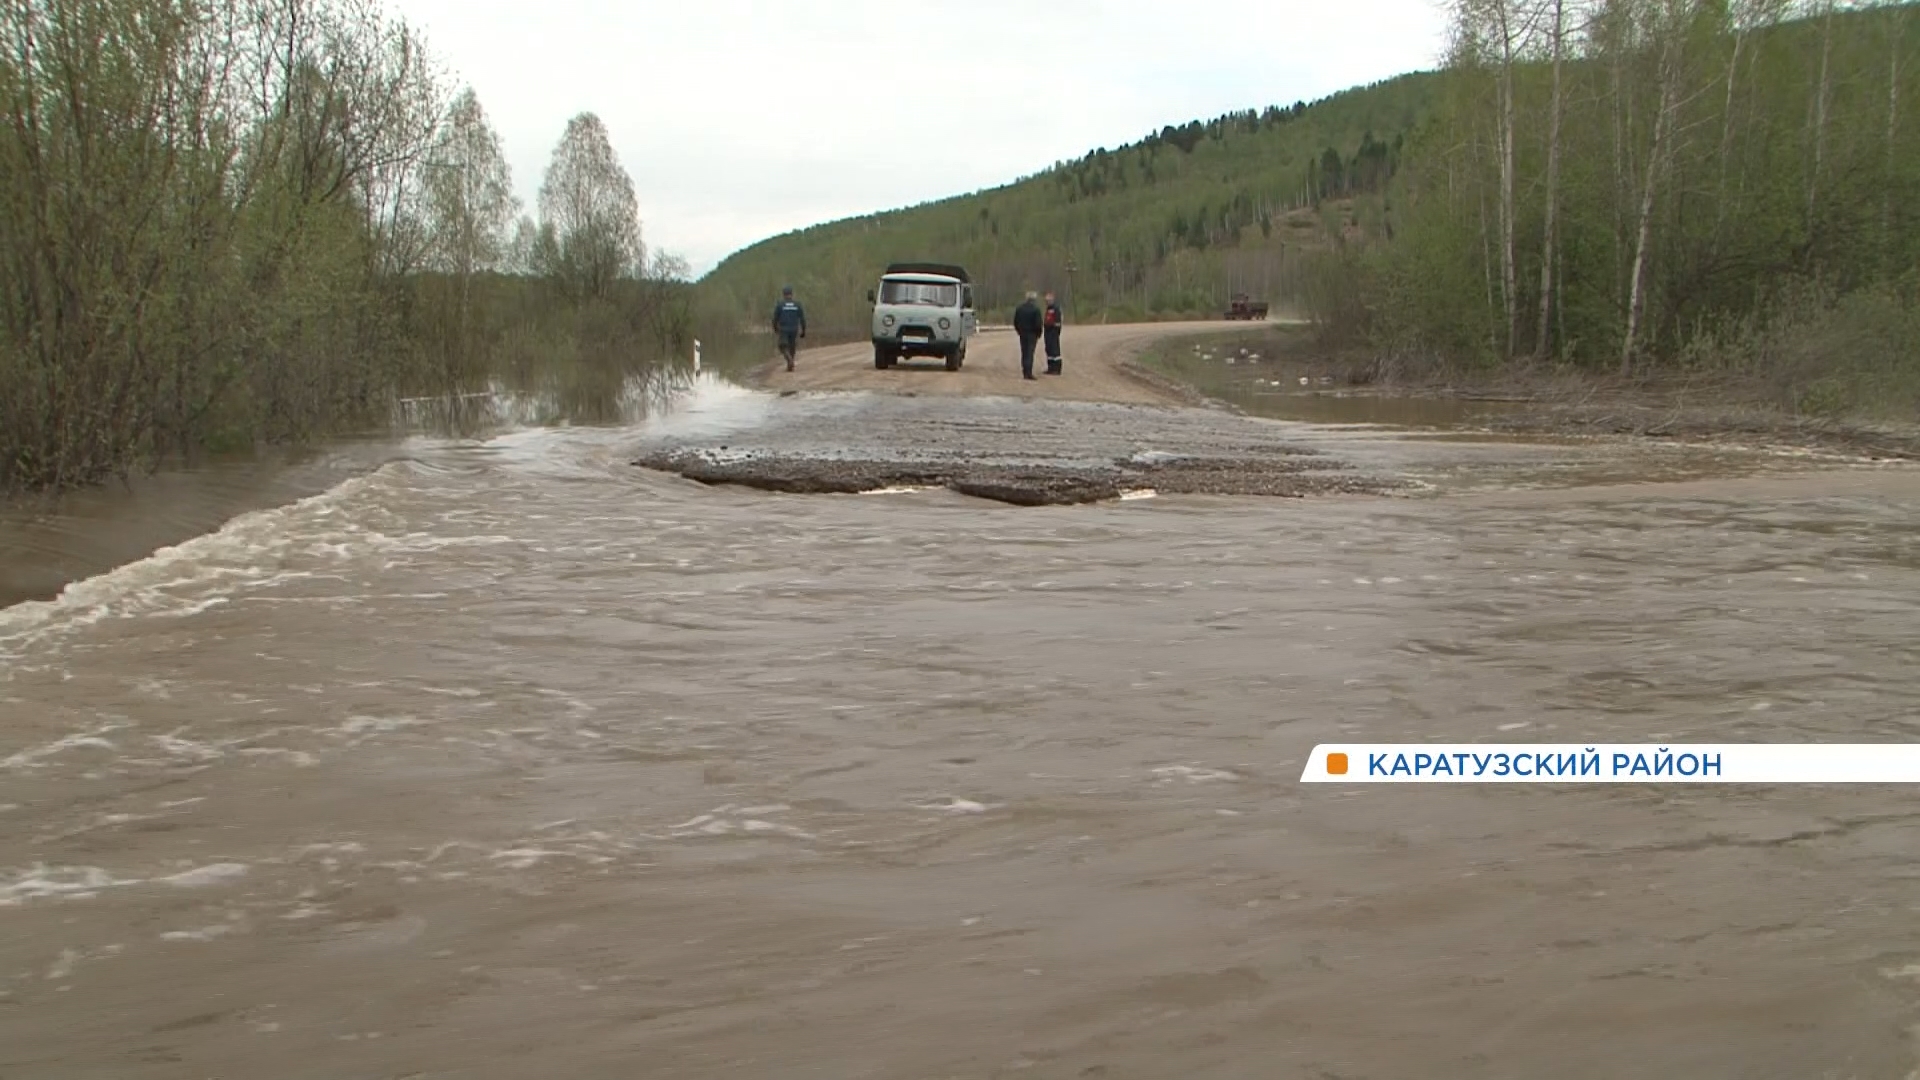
[2,321,1919,1079]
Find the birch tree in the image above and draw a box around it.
[1620,0,1694,375]
[425,87,518,277]
[537,111,643,303]
[1533,0,1569,362]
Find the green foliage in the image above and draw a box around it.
[697,75,1442,333]
[1676,274,1920,416]
[0,0,686,493]
[1304,0,1920,391]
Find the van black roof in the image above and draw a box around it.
[884,262,970,283]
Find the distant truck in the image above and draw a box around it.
[1223,294,1270,321]
[867,262,977,371]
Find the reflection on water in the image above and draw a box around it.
[1148,352,1530,429]
[1229,389,1528,428]
[391,363,721,435]
[0,360,749,610]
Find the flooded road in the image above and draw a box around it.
[5,358,1920,1079]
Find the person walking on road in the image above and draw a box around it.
[1013,291,1044,381]
[772,286,807,371]
[1042,291,1064,376]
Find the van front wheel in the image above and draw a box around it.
[874,346,894,370]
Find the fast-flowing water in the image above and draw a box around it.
[4,370,1919,1079]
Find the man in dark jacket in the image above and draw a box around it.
[1012,291,1043,380]
[771,286,807,371]
[1042,291,1064,375]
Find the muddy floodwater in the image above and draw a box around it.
[5,355,1920,1079]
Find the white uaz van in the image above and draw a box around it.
[867,262,977,371]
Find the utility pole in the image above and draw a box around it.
[1064,258,1077,317]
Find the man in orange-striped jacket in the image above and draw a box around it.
[1042,292,1064,376]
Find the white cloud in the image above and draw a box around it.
[386,0,1452,276]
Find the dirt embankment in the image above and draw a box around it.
[643,320,1407,505]
[640,318,1918,506]
[1134,322,1920,461]
[738,321,1249,407]
[641,447,1394,506]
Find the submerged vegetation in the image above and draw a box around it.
[0,0,706,494]
[8,0,1914,499]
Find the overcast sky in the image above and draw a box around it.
[384,0,1452,278]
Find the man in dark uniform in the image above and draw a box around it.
[771,286,806,371]
[1012,291,1043,381]
[1042,291,1064,375]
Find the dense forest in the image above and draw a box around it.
[0,0,697,493]
[697,75,1439,332]
[1319,0,1920,418]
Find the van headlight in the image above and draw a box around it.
[882,314,895,327]
[938,317,952,330]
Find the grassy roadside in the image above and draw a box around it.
[1130,323,1920,461]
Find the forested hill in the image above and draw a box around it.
[697,73,1440,332]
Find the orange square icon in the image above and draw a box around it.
[1327,752,1349,776]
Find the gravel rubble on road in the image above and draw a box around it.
[630,392,1406,505]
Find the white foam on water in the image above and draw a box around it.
[132,677,173,698]
[1118,489,1159,500]
[1,724,130,770]
[1129,450,1183,466]
[339,714,428,736]
[236,747,320,767]
[740,820,815,838]
[534,688,596,720]
[916,797,993,814]
[160,924,239,942]
[148,733,227,764]
[1150,765,1240,784]
[296,842,367,859]
[44,944,121,980]
[418,685,485,699]
[46,949,82,980]
[0,864,133,906]
[159,862,249,888]
[357,531,517,554]
[0,468,397,662]
[667,805,817,841]
[490,848,575,870]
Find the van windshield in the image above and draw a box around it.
[880,280,959,306]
